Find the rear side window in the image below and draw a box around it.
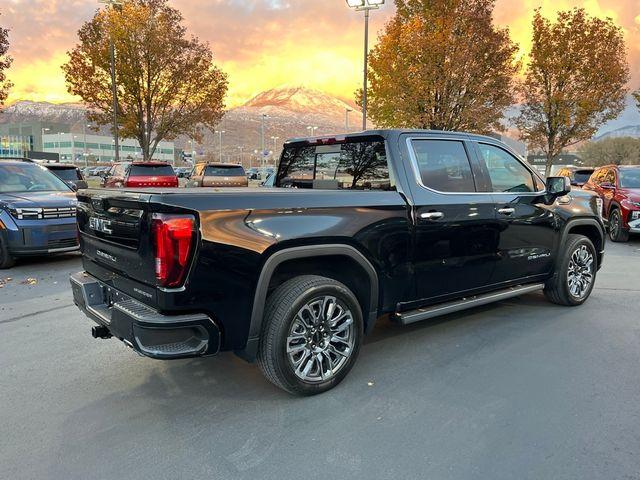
[277,139,393,190]
[50,168,81,181]
[410,140,476,192]
[205,165,246,177]
[129,164,175,176]
[477,144,537,193]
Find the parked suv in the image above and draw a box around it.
[43,163,88,190]
[582,164,640,242]
[0,158,78,268]
[186,163,248,187]
[555,166,595,187]
[102,161,178,188]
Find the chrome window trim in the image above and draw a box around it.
[405,136,547,196]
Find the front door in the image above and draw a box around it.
[473,142,557,285]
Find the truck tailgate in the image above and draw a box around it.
[76,189,159,296]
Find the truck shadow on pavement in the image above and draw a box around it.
[50,290,600,478]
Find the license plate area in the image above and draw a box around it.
[631,211,640,221]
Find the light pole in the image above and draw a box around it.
[99,0,123,161]
[260,114,268,168]
[218,130,225,162]
[346,0,385,130]
[345,108,353,131]
[271,136,279,163]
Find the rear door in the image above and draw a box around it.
[404,136,499,302]
[472,141,556,284]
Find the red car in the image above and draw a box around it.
[101,161,178,188]
[582,165,640,242]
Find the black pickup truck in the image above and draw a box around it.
[70,129,605,395]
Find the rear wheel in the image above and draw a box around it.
[257,275,363,395]
[0,235,15,269]
[608,208,629,242]
[544,234,596,306]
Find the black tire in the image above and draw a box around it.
[0,235,15,269]
[608,208,629,243]
[544,234,597,306]
[257,275,364,395]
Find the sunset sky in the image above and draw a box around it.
[1,0,640,114]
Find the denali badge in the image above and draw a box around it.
[89,217,113,234]
[96,250,117,263]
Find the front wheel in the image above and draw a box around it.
[0,235,15,269]
[544,234,597,306]
[608,209,629,242]
[257,275,363,395]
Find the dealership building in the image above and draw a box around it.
[42,132,175,164]
[0,121,175,164]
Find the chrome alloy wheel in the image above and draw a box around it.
[567,245,594,299]
[286,296,355,383]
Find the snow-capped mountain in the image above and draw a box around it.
[243,85,358,119]
[0,100,88,125]
[594,125,640,141]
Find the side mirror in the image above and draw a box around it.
[600,182,615,189]
[544,176,571,204]
[66,181,78,192]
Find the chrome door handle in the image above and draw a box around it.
[420,211,444,220]
[498,207,515,216]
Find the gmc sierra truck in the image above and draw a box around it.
[70,130,605,395]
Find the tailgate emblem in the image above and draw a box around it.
[89,217,113,234]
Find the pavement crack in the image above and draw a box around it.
[0,304,74,325]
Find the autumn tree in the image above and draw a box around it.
[63,0,228,160]
[515,8,629,177]
[634,89,640,111]
[0,11,12,108]
[578,137,640,167]
[361,0,519,133]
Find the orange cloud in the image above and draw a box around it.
[1,0,639,107]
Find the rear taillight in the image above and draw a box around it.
[152,213,195,288]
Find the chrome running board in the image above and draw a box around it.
[396,283,545,325]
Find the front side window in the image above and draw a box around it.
[276,139,393,190]
[410,139,476,192]
[477,143,537,193]
[619,169,640,188]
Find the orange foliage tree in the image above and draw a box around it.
[0,10,12,108]
[361,0,519,133]
[516,8,629,177]
[63,0,228,160]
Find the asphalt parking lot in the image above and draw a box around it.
[2,239,640,480]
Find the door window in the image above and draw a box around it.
[477,144,538,193]
[410,140,476,192]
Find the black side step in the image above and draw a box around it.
[396,283,545,325]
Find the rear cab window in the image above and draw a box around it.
[276,136,395,190]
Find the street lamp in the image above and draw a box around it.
[346,0,385,130]
[260,114,268,168]
[99,0,124,161]
[218,130,225,162]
